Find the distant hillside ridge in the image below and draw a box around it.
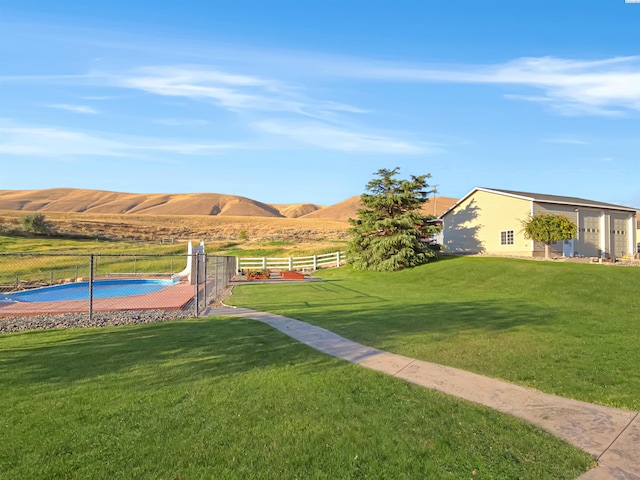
[268,203,324,218]
[0,188,457,221]
[0,188,291,217]
[301,195,459,221]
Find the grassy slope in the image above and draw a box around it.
[0,318,592,479]
[227,256,640,410]
[0,209,349,243]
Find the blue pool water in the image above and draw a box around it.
[1,279,176,303]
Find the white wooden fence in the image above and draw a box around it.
[236,251,345,272]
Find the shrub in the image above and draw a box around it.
[21,213,53,235]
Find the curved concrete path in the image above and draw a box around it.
[206,306,639,479]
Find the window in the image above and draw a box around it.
[500,230,514,245]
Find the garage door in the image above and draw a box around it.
[610,213,630,258]
[579,213,600,257]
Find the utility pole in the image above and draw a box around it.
[432,184,439,216]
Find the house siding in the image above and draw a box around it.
[442,190,531,256]
[442,188,637,259]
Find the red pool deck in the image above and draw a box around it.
[0,282,196,317]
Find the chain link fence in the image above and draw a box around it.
[0,253,236,327]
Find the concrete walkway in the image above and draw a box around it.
[205,306,639,480]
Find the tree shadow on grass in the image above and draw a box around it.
[238,293,556,341]
[0,317,338,388]
[232,276,555,337]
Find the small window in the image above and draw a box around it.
[500,230,514,245]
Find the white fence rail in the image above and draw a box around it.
[236,251,345,272]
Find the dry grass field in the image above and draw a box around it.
[0,209,350,243]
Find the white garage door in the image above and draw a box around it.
[579,213,601,257]
[611,213,630,258]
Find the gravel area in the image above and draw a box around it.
[0,309,195,334]
[0,284,237,334]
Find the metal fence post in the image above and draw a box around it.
[89,254,94,321]
[214,257,219,300]
[194,253,200,317]
[203,253,208,310]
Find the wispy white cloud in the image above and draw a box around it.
[0,73,96,82]
[0,125,126,157]
[109,65,368,120]
[350,56,640,116]
[105,56,640,119]
[0,122,238,159]
[46,103,99,114]
[4,51,639,118]
[255,120,428,154]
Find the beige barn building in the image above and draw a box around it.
[440,188,638,259]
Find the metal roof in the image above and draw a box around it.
[481,188,637,211]
[440,187,638,218]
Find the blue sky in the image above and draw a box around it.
[1,0,639,207]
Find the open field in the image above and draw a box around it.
[0,317,593,479]
[0,234,346,257]
[0,209,350,243]
[227,256,640,411]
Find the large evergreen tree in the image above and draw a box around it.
[347,167,441,271]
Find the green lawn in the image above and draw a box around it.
[0,318,593,479]
[227,256,640,410]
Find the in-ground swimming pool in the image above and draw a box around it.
[1,279,176,303]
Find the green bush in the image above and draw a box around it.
[21,213,53,235]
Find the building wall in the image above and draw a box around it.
[532,203,580,256]
[443,190,532,256]
[533,203,635,258]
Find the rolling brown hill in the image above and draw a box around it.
[269,203,323,218]
[0,188,293,218]
[301,195,458,221]
[0,188,458,222]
